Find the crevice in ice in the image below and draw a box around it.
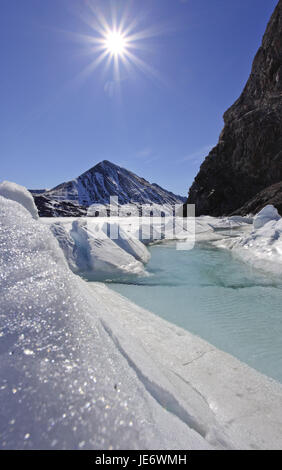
[170,370,233,449]
[182,350,212,367]
[171,370,211,409]
[101,320,226,446]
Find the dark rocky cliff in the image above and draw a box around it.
[187,0,282,216]
[231,181,282,216]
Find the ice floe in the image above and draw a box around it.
[213,205,282,274]
[0,181,38,220]
[91,282,282,450]
[44,218,149,277]
[0,196,211,450]
[2,185,282,449]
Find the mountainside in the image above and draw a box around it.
[33,160,185,216]
[33,195,87,217]
[187,0,282,216]
[231,181,282,216]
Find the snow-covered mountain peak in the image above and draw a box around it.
[43,160,185,208]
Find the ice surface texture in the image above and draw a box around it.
[214,205,282,273]
[0,196,211,450]
[47,218,150,277]
[2,192,282,449]
[0,181,38,220]
[44,204,282,277]
[253,204,280,229]
[92,282,282,450]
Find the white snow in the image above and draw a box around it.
[107,223,151,263]
[0,196,211,450]
[91,282,282,450]
[253,204,280,229]
[43,218,150,276]
[45,160,185,206]
[69,219,147,276]
[2,189,282,450]
[207,215,253,231]
[49,222,78,273]
[43,204,282,276]
[213,205,282,274]
[0,181,38,220]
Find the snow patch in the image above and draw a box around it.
[91,282,282,450]
[0,196,211,450]
[2,197,282,449]
[69,219,147,276]
[45,218,150,275]
[0,181,38,220]
[213,205,282,274]
[253,204,280,229]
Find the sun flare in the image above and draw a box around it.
[72,4,164,88]
[104,31,128,56]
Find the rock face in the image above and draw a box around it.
[187,0,282,216]
[33,195,87,217]
[232,181,282,216]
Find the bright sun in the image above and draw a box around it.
[105,31,127,56]
[75,5,162,86]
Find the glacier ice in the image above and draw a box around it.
[49,222,78,272]
[43,218,150,277]
[70,219,147,276]
[2,187,282,449]
[91,282,282,450]
[102,222,151,264]
[0,181,39,220]
[213,205,282,273]
[253,204,280,229]
[0,196,212,450]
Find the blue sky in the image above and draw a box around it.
[0,0,278,195]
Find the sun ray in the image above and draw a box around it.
[123,49,166,86]
[62,2,169,90]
